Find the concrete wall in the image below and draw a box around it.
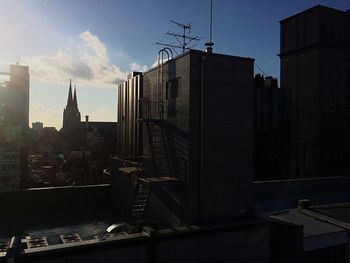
[254,177,350,212]
[9,222,270,263]
[270,220,303,263]
[116,72,143,158]
[142,50,255,224]
[190,51,255,223]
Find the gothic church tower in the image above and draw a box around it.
[62,79,81,131]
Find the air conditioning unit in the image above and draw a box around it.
[60,233,82,244]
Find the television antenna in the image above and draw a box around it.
[205,0,214,53]
[156,20,200,54]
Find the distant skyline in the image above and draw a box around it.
[0,0,348,128]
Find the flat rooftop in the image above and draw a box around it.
[0,185,120,240]
[254,177,350,213]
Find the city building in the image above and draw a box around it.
[3,4,350,262]
[27,82,117,187]
[116,49,255,225]
[0,64,29,190]
[31,122,43,131]
[280,5,350,178]
[253,74,290,181]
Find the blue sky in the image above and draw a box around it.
[0,0,348,128]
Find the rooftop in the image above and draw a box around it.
[254,177,350,213]
[279,4,349,23]
[0,185,118,240]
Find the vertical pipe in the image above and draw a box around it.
[198,54,206,224]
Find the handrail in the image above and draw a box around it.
[157,48,174,119]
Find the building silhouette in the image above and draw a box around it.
[0,64,29,190]
[253,74,290,181]
[62,79,81,132]
[32,122,43,131]
[27,80,118,186]
[280,5,350,178]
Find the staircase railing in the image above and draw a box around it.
[138,98,190,181]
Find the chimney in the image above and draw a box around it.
[205,42,214,54]
[298,199,310,210]
[85,115,89,129]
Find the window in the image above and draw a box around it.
[166,78,180,100]
[166,78,180,117]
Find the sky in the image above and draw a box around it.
[0,0,349,129]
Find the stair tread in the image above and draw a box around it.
[133,204,146,207]
[131,209,144,212]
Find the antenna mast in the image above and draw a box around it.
[205,0,214,53]
[156,20,200,54]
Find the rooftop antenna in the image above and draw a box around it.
[156,20,200,54]
[205,0,214,53]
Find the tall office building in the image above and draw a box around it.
[0,64,29,190]
[280,5,350,178]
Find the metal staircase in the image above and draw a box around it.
[148,123,173,178]
[129,178,150,220]
[127,48,179,221]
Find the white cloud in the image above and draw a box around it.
[23,30,127,87]
[129,62,148,72]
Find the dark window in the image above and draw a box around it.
[166,78,180,100]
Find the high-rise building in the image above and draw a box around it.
[62,80,81,132]
[280,5,350,178]
[0,64,29,190]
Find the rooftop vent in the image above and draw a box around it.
[60,233,82,244]
[94,232,128,241]
[94,233,114,241]
[298,199,311,210]
[25,236,48,249]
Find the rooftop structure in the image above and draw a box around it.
[116,49,255,225]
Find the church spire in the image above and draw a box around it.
[67,78,73,104]
[73,85,77,106]
[62,79,81,132]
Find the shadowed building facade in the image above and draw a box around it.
[117,50,255,225]
[280,5,350,178]
[0,64,29,190]
[253,74,290,181]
